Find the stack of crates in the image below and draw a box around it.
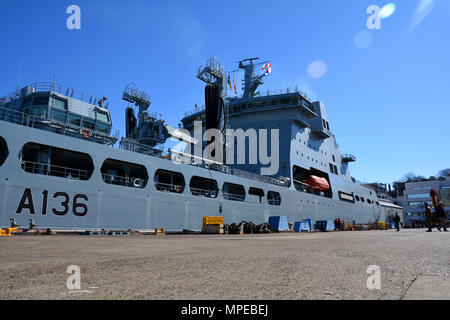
[202,216,224,234]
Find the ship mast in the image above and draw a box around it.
[238,57,270,99]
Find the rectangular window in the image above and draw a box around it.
[31,107,47,118]
[82,118,96,131]
[154,169,185,193]
[249,187,264,203]
[52,97,67,110]
[33,96,49,106]
[20,142,93,180]
[339,191,355,203]
[51,109,67,123]
[96,111,109,123]
[101,158,148,188]
[223,183,245,202]
[189,176,218,198]
[268,191,281,206]
[68,114,81,127]
[96,123,110,134]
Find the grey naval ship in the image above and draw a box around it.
[0,57,384,231]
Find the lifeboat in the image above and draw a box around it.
[306,175,330,191]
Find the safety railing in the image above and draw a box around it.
[102,174,146,188]
[21,160,91,180]
[190,187,218,198]
[184,105,205,117]
[223,192,245,202]
[1,82,107,108]
[155,182,184,193]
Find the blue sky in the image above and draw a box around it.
[0,0,449,185]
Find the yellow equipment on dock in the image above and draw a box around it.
[0,228,18,237]
[202,216,224,234]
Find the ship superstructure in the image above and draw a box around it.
[0,57,383,231]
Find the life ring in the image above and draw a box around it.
[82,129,91,138]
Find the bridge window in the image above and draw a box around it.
[0,137,8,166]
[52,96,67,110]
[96,111,109,123]
[189,176,218,198]
[355,195,360,201]
[223,182,245,202]
[50,108,67,123]
[68,114,81,127]
[154,169,185,193]
[268,191,281,206]
[33,96,49,106]
[20,142,93,180]
[249,187,264,203]
[101,158,148,188]
[31,107,47,118]
[82,119,96,131]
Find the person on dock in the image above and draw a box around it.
[424,203,433,232]
[393,213,401,232]
[436,202,448,232]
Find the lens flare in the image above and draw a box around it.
[353,30,373,49]
[380,3,396,19]
[307,60,327,79]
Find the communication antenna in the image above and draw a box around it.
[17,56,23,90]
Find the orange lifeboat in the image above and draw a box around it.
[306,175,330,191]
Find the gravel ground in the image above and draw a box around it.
[0,229,449,300]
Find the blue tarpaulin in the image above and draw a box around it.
[315,220,335,232]
[268,216,290,232]
[294,219,312,232]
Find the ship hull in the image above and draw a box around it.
[0,121,382,231]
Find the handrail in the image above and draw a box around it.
[21,160,90,180]
[102,173,146,188]
[183,87,313,117]
[223,192,245,202]
[155,182,184,193]
[1,82,107,108]
[190,187,218,198]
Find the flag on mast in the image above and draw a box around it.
[262,62,272,76]
[227,75,232,90]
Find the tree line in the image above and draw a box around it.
[367,168,450,198]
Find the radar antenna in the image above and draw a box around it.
[237,58,271,99]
